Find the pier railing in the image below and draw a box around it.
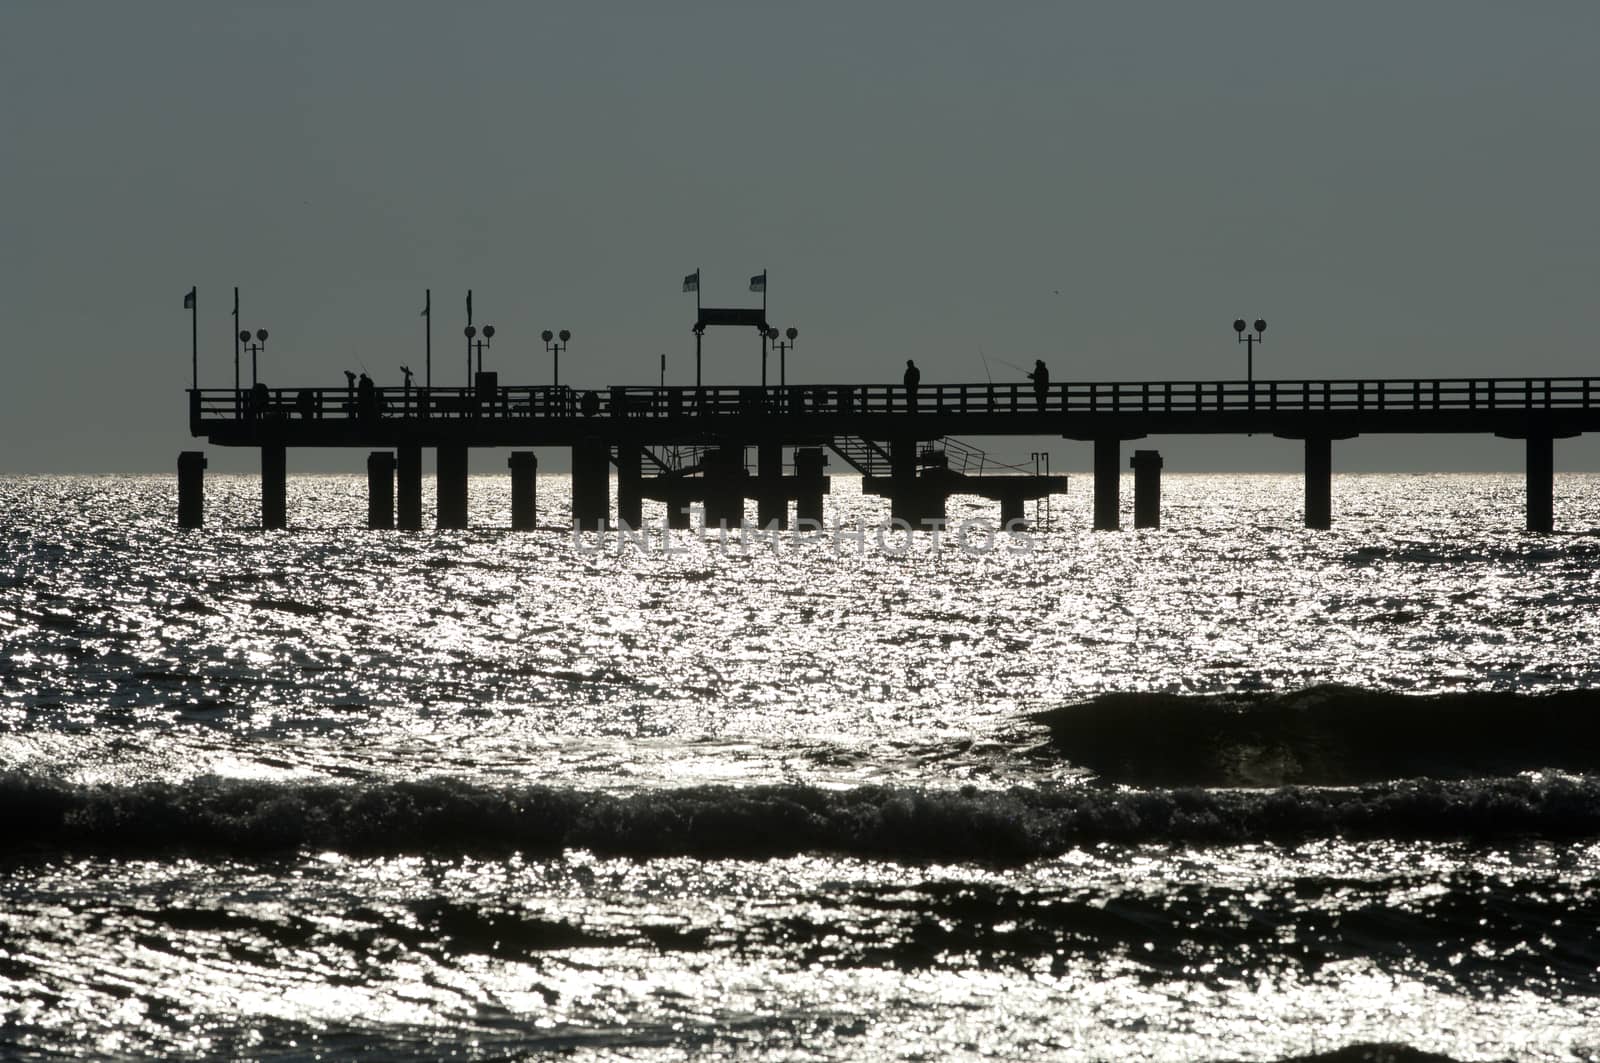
[193,377,1600,424]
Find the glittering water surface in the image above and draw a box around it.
[3,472,1600,1060]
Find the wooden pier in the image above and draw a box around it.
[180,376,1600,533]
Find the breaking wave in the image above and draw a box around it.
[1032,685,1600,786]
[4,770,1599,862]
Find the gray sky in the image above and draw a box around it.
[3,1,1597,473]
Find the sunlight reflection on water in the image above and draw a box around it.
[4,473,1600,1060]
[3,473,1597,789]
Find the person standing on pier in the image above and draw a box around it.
[903,359,921,412]
[357,372,376,421]
[1028,359,1050,411]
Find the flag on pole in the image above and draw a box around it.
[183,287,196,309]
[420,302,429,317]
[682,270,699,293]
[749,271,766,293]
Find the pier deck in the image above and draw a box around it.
[181,376,1600,533]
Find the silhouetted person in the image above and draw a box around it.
[581,389,600,418]
[357,372,376,420]
[250,381,269,419]
[1027,359,1050,411]
[903,359,921,412]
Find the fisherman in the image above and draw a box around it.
[903,359,921,412]
[1027,359,1050,411]
[357,372,376,421]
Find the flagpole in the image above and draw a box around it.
[232,287,240,413]
[424,288,431,388]
[465,289,473,387]
[189,287,197,391]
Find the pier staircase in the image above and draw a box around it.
[826,436,895,477]
[640,444,708,477]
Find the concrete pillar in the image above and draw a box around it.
[261,443,287,530]
[177,451,206,529]
[615,444,643,530]
[999,492,1025,530]
[367,451,395,529]
[1526,435,1554,534]
[437,444,469,529]
[704,444,745,528]
[1130,449,1163,530]
[1093,437,1120,531]
[794,447,827,525]
[397,445,422,530]
[1305,437,1332,530]
[571,439,610,530]
[508,451,538,530]
[757,442,787,529]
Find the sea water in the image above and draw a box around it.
[3,472,1599,1060]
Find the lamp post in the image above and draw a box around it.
[239,328,268,386]
[766,327,798,387]
[542,329,571,388]
[465,324,495,378]
[1232,318,1266,388]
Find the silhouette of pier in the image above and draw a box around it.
[179,376,1599,533]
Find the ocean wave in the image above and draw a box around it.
[4,771,1599,862]
[1032,685,1600,786]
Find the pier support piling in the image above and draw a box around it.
[1130,449,1163,529]
[366,452,395,529]
[794,447,828,525]
[615,445,643,530]
[177,451,206,529]
[396,445,422,528]
[436,445,469,529]
[508,451,538,530]
[397,445,422,530]
[1526,435,1554,534]
[888,438,924,526]
[1305,437,1332,530]
[757,442,786,529]
[665,483,693,529]
[261,443,287,530]
[999,491,1025,531]
[1093,438,1120,531]
[704,444,745,528]
[572,439,610,530]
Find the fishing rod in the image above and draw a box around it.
[979,348,993,384]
